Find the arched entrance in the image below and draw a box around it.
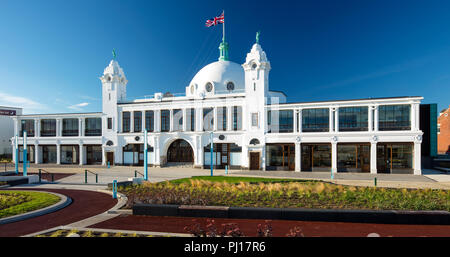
[167,139,194,163]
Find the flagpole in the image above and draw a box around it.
[222,10,225,42]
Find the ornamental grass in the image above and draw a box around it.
[120,180,450,211]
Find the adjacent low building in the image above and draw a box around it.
[0,106,23,159]
[11,36,424,174]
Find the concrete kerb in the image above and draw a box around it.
[0,191,72,225]
[23,225,192,237]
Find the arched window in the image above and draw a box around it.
[249,138,260,145]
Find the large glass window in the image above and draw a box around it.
[266,144,295,170]
[18,145,35,163]
[217,107,227,131]
[40,119,56,137]
[173,109,183,131]
[267,110,293,133]
[232,106,242,131]
[60,145,79,164]
[378,105,411,131]
[377,143,413,174]
[161,110,170,132]
[122,112,130,132]
[62,118,79,136]
[339,107,368,131]
[20,120,35,137]
[301,144,331,171]
[337,144,370,172]
[203,108,214,131]
[145,111,154,132]
[85,118,102,136]
[186,108,195,131]
[134,111,142,132]
[302,108,329,132]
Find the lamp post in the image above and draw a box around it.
[23,131,27,176]
[210,131,213,177]
[15,134,18,174]
[144,129,148,181]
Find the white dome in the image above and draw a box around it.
[187,60,244,96]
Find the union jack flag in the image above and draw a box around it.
[205,11,224,27]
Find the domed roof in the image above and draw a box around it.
[187,60,244,97]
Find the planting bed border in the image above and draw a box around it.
[133,204,450,225]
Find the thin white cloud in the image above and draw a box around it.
[68,102,89,111]
[0,91,48,114]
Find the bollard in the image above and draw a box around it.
[85,170,87,184]
[112,180,117,199]
[108,161,110,169]
[96,173,98,183]
[51,174,55,182]
[374,177,377,187]
[135,170,137,178]
[38,169,42,184]
[225,165,228,175]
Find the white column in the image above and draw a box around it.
[130,111,134,133]
[213,107,218,131]
[329,108,334,132]
[334,107,339,132]
[142,111,146,132]
[411,104,416,131]
[293,109,298,133]
[298,109,302,133]
[81,118,85,137]
[374,106,379,131]
[35,119,40,137]
[295,142,301,172]
[79,144,84,165]
[368,106,373,131]
[57,118,62,137]
[155,110,160,132]
[370,142,377,174]
[14,118,19,137]
[198,108,204,132]
[169,109,173,132]
[56,143,61,164]
[102,146,106,165]
[35,144,39,164]
[331,142,337,173]
[415,104,420,131]
[155,136,160,166]
[414,142,422,175]
[182,108,187,131]
[227,106,232,131]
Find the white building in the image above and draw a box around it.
[0,106,23,158]
[11,36,424,174]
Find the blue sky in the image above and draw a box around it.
[0,0,449,114]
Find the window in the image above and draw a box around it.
[267,110,293,133]
[233,106,242,131]
[145,111,154,132]
[226,82,235,91]
[107,118,112,130]
[338,107,368,131]
[40,119,56,137]
[379,105,411,131]
[205,82,213,92]
[203,108,214,131]
[251,113,259,127]
[62,118,79,136]
[217,107,227,131]
[122,112,130,132]
[173,109,183,131]
[186,108,195,131]
[134,111,142,132]
[161,110,170,132]
[20,120,35,137]
[85,118,102,136]
[302,108,329,132]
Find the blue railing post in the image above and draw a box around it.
[96,173,98,183]
[225,165,228,175]
[210,132,213,177]
[23,131,27,176]
[85,170,87,184]
[144,129,148,181]
[38,169,42,183]
[112,180,117,199]
[107,161,110,169]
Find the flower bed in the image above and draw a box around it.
[120,177,450,211]
[0,190,60,219]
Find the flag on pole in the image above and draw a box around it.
[205,11,224,27]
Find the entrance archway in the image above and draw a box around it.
[167,139,194,163]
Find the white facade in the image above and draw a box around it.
[11,38,424,174]
[0,106,22,157]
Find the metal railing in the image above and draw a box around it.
[85,169,98,184]
[38,169,55,183]
[135,170,144,178]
